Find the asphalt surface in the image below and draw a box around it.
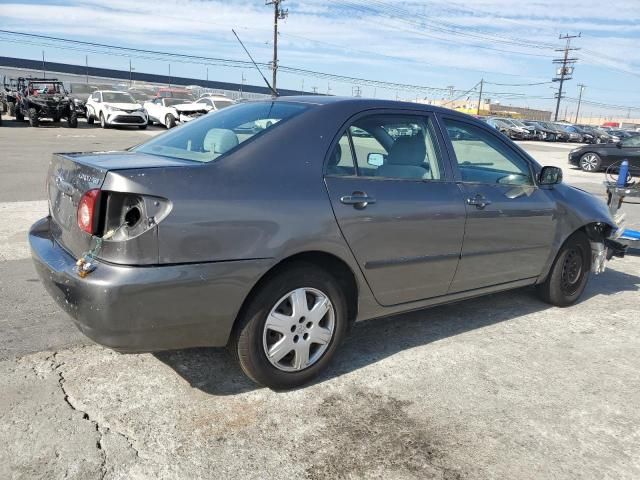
[1,117,639,479]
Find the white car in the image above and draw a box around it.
[85,91,148,129]
[144,98,212,129]
[195,95,235,111]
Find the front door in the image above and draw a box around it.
[440,117,558,292]
[617,136,640,171]
[325,112,466,306]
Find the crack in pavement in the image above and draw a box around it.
[48,351,140,479]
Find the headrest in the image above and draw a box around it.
[203,128,239,155]
[386,133,426,166]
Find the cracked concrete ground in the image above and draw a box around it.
[1,255,639,479]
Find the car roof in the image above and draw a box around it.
[270,95,476,118]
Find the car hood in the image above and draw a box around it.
[105,102,142,110]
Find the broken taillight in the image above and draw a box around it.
[77,189,101,235]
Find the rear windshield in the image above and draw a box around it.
[134,101,309,163]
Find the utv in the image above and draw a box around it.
[2,76,18,116]
[15,78,77,128]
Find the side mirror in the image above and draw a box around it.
[539,166,562,185]
[367,152,385,167]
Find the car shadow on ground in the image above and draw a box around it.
[154,266,640,396]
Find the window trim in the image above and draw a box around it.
[436,114,540,187]
[323,109,453,182]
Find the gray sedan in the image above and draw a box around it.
[30,97,624,389]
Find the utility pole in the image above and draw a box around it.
[266,0,288,94]
[575,84,585,123]
[476,78,484,115]
[42,51,45,78]
[206,67,209,82]
[129,58,133,87]
[553,33,580,121]
[85,55,89,83]
[168,64,171,88]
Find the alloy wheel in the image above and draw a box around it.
[262,287,335,372]
[580,154,599,171]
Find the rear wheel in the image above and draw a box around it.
[536,231,591,307]
[15,107,24,122]
[68,113,78,128]
[165,114,176,129]
[579,153,601,172]
[28,108,39,127]
[232,264,348,389]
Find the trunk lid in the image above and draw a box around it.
[47,151,193,259]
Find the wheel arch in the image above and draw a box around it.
[228,250,359,346]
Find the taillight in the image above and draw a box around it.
[77,189,101,234]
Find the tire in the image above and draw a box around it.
[99,112,108,129]
[138,124,147,130]
[7,102,15,117]
[28,108,39,127]
[52,115,60,123]
[87,113,94,125]
[232,263,348,389]
[68,113,78,128]
[15,107,24,122]
[536,231,591,307]
[579,153,601,172]
[165,114,176,129]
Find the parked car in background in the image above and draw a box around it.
[522,121,555,141]
[85,90,148,129]
[30,98,624,389]
[485,117,530,140]
[569,135,640,172]
[155,87,194,101]
[144,97,211,128]
[558,125,583,143]
[68,83,104,118]
[538,121,570,142]
[578,125,612,144]
[194,95,234,111]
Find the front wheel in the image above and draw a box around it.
[99,112,108,129]
[536,231,591,307]
[232,264,348,389]
[579,153,601,172]
[28,108,39,127]
[87,112,95,125]
[67,113,78,128]
[165,114,176,129]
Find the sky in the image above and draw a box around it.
[0,0,639,117]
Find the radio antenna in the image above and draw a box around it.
[232,29,278,97]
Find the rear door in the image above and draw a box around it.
[438,116,558,292]
[325,111,466,306]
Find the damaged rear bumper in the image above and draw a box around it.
[29,217,271,352]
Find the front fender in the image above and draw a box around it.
[538,183,617,282]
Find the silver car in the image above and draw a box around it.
[30,97,624,389]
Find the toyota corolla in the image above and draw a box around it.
[30,97,624,389]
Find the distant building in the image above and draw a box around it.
[413,97,551,121]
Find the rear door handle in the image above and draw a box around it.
[340,191,376,209]
[466,195,491,209]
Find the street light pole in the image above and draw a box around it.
[575,84,585,123]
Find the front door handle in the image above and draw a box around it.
[340,191,376,209]
[466,195,491,209]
